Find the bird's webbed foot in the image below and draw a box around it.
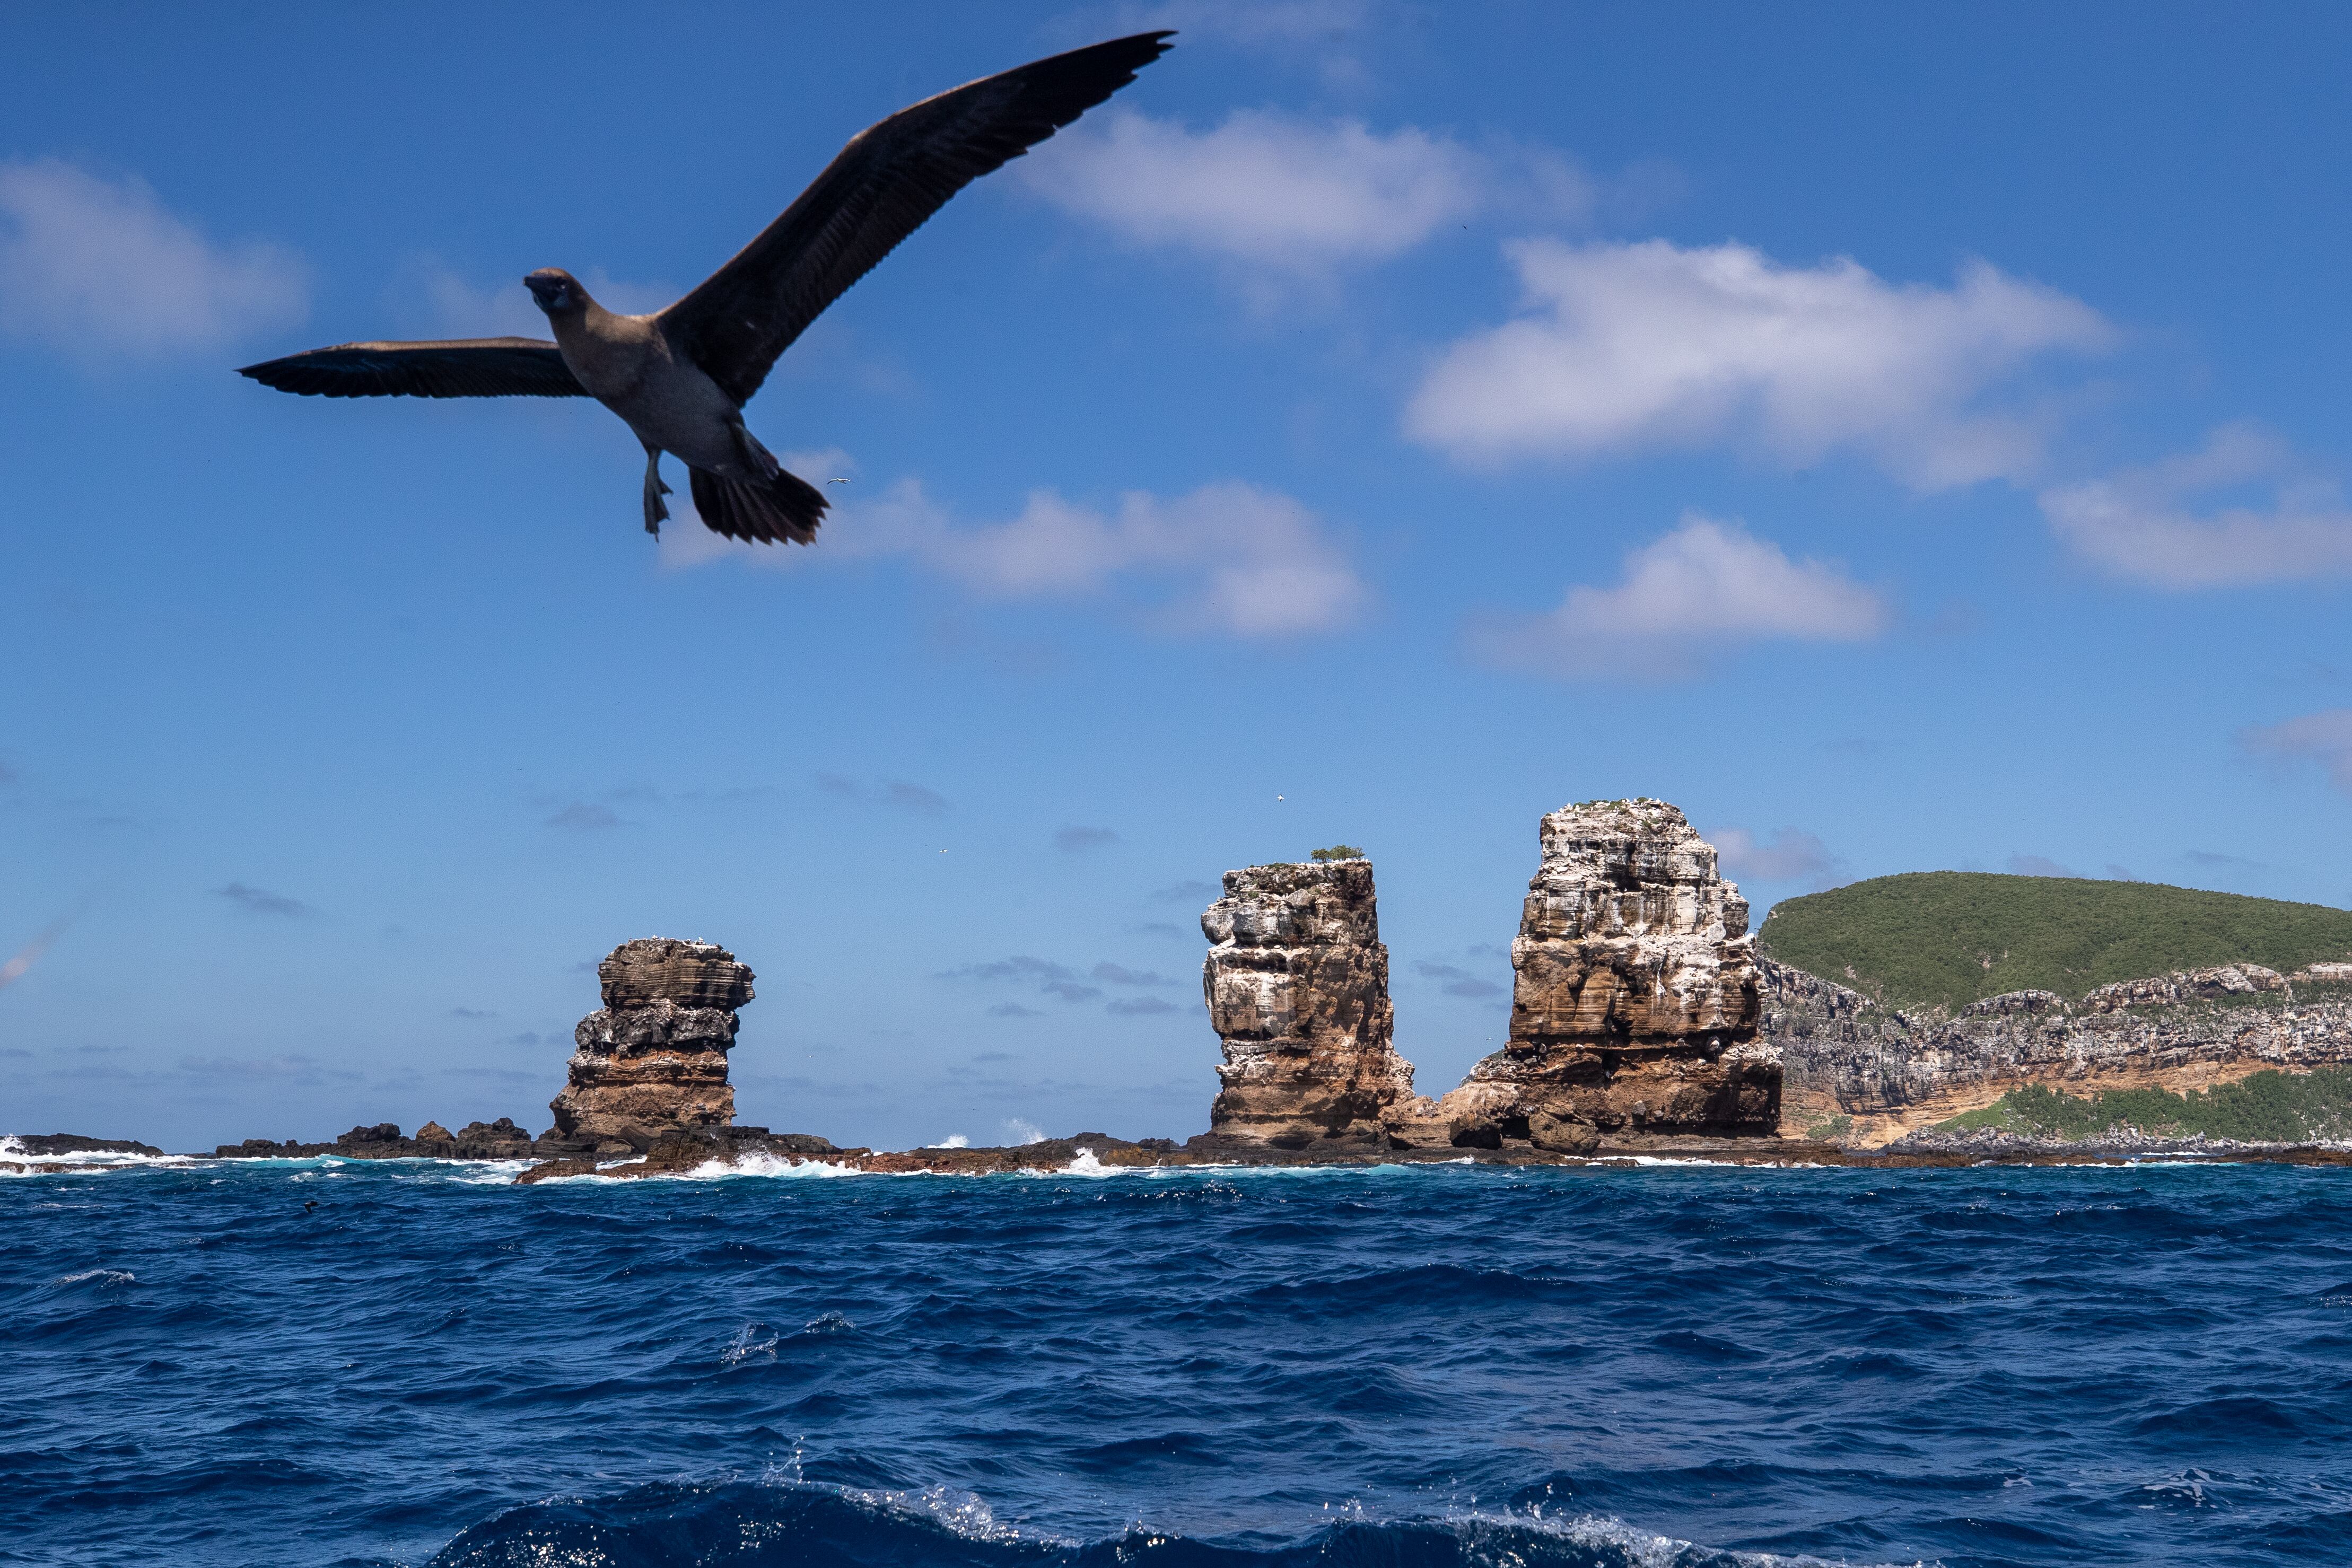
[641,450,673,536]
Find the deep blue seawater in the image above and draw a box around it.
[5,1154,2351,1568]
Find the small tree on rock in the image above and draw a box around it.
[1310,845,1366,862]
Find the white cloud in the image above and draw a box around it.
[2039,422,2352,589]
[1406,239,2113,489]
[667,467,1369,638]
[1711,826,1843,888]
[0,159,306,360]
[1468,513,1887,679]
[2239,708,2352,794]
[1026,110,1479,268]
[1020,109,1577,275]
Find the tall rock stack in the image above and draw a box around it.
[546,938,754,1153]
[1200,860,1417,1148]
[1447,800,1779,1144]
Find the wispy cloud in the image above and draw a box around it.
[1467,514,1887,680]
[1711,826,1844,888]
[1090,962,1175,987]
[176,1053,356,1084]
[2006,854,2078,879]
[2040,422,2352,588]
[666,477,1369,638]
[544,802,622,831]
[0,159,307,361]
[816,773,950,814]
[1107,995,1180,1015]
[943,953,1174,1009]
[1407,240,2112,488]
[2240,708,2352,794]
[214,881,315,917]
[1413,960,1503,998]
[1056,826,1121,853]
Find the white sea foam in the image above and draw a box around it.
[0,1138,199,1176]
[527,1152,870,1184]
[1450,1505,1929,1568]
[720,1322,779,1366]
[50,1268,134,1287]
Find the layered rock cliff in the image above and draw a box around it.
[1424,800,1779,1146]
[1768,959,2352,1144]
[547,938,751,1153]
[1199,860,1418,1149]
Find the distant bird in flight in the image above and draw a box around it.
[239,33,1173,547]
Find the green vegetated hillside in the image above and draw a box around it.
[1757,871,2352,1014]
[1939,1071,2352,1144]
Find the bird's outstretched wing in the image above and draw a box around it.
[238,339,589,399]
[660,30,1173,407]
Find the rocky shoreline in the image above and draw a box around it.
[15,798,2352,1180]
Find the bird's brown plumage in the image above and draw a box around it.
[234,31,1174,546]
[660,31,1174,407]
[239,338,586,399]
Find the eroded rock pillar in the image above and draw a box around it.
[1200,861,1417,1149]
[1446,799,1779,1143]
[546,938,752,1153]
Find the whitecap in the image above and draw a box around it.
[50,1268,134,1287]
[720,1322,779,1366]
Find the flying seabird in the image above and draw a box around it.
[239,32,1173,547]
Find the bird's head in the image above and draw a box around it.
[524,268,587,317]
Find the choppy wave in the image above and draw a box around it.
[6,1157,2350,1567]
[430,1480,1874,1568]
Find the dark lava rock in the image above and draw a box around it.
[5,1134,165,1157]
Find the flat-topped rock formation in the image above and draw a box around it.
[1770,958,2352,1145]
[1199,860,1417,1150]
[1423,800,1778,1147]
[1195,805,1782,1157]
[547,938,753,1154]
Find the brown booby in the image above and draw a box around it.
[239,32,1173,546]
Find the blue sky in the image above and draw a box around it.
[6,1,2352,1152]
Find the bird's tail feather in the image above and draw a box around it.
[688,465,827,546]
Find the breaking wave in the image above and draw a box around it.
[430,1481,1866,1568]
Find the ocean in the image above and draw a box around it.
[4,1153,2348,1567]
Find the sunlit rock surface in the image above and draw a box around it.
[1197,861,1418,1150]
[1769,958,2352,1145]
[546,938,751,1153]
[1431,800,1779,1142]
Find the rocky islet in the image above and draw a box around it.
[28,798,2352,1173]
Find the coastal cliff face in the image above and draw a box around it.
[1199,861,1417,1149]
[1767,958,2352,1144]
[1419,800,1779,1146]
[547,939,751,1153]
